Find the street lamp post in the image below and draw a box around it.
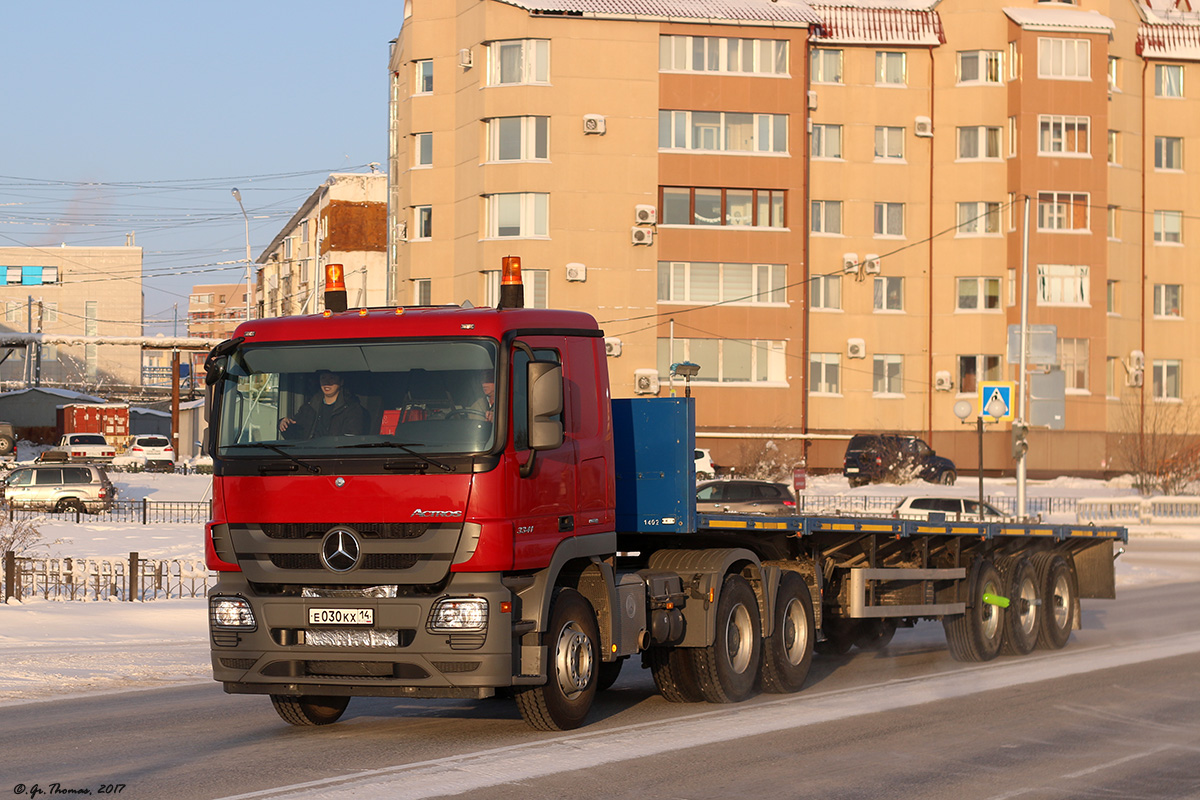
[231,188,253,322]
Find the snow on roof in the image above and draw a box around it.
[811,5,944,45]
[0,387,108,403]
[1003,6,1115,33]
[1139,22,1200,59]
[498,0,823,24]
[130,407,172,418]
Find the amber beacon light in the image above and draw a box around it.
[498,256,524,310]
[324,263,348,312]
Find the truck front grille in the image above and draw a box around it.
[269,553,420,571]
[262,522,429,539]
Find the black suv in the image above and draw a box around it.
[843,434,956,487]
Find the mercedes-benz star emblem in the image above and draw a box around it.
[320,528,361,572]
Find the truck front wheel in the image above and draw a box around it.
[515,588,599,731]
[270,694,349,726]
[759,572,814,694]
[692,574,762,703]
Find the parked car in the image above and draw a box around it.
[891,496,1008,522]
[843,434,957,488]
[53,433,117,463]
[696,479,796,516]
[0,463,116,514]
[694,448,720,480]
[126,435,175,471]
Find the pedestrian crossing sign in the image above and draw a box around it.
[978,382,1015,421]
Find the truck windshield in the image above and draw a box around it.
[215,339,499,458]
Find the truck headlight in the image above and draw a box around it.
[427,597,488,633]
[210,596,256,629]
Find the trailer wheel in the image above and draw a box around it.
[1032,553,1076,650]
[515,588,598,731]
[943,559,1004,662]
[646,647,705,702]
[596,657,625,691]
[854,619,898,652]
[815,617,857,656]
[692,574,762,703]
[998,556,1040,656]
[759,572,814,694]
[270,694,349,726]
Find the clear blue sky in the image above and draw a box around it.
[1,1,404,333]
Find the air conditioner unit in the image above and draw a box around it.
[847,338,866,359]
[635,204,657,225]
[842,253,860,275]
[634,368,660,395]
[604,337,622,358]
[565,263,587,282]
[396,221,407,240]
[915,116,933,137]
[1127,368,1144,388]
[1130,349,1145,370]
[583,114,606,135]
[807,90,818,110]
[458,48,473,69]
[863,254,881,275]
[632,227,655,246]
[934,370,953,392]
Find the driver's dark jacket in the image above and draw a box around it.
[283,392,367,439]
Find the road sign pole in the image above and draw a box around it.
[1017,196,1031,519]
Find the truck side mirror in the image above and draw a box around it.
[527,361,563,451]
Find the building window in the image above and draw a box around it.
[1037,192,1089,231]
[414,132,432,167]
[957,202,1001,236]
[1107,355,1119,397]
[1155,136,1183,171]
[657,261,786,305]
[1008,41,1019,79]
[874,202,904,237]
[876,51,906,85]
[958,50,1002,84]
[486,269,548,308]
[958,126,1002,160]
[874,126,904,160]
[659,110,787,154]
[657,338,787,384]
[1153,360,1182,400]
[1036,264,1089,306]
[1154,210,1183,244]
[811,274,842,310]
[957,277,1001,310]
[874,276,903,311]
[487,116,549,161]
[811,48,842,83]
[1107,279,1118,313]
[958,354,1002,394]
[413,278,431,305]
[1108,56,1120,91]
[659,187,785,228]
[488,39,549,85]
[658,35,788,75]
[811,200,842,234]
[1154,284,1182,317]
[1038,37,1090,79]
[415,60,433,94]
[811,124,842,158]
[412,206,432,239]
[1155,64,1183,98]
[810,353,841,394]
[873,354,904,395]
[42,302,58,323]
[1058,338,1089,391]
[4,266,59,285]
[1107,130,1119,165]
[1038,115,1089,156]
[486,193,548,238]
[1108,205,1120,240]
[1009,116,1018,157]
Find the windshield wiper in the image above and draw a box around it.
[339,441,454,473]
[225,442,321,474]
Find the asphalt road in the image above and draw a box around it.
[2,539,1198,800]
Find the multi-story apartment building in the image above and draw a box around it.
[0,246,143,391]
[257,173,387,318]
[187,283,251,340]
[387,0,1200,477]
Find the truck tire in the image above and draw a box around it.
[691,574,762,703]
[854,619,898,652]
[815,618,858,656]
[1032,553,1076,650]
[997,556,1040,655]
[943,559,1004,662]
[646,647,705,703]
[0,434,14,456]
[514,588,599,731]
[759,572,814,694]
[270,694,349,726]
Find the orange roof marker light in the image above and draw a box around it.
[324,263,348,313]
[498,256,524,310]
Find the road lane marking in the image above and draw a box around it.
[219,631,1200,800]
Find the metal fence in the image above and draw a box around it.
[4,499,211,525]
[2,550,211,603]
[794,494,1083,517]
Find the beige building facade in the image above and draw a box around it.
[388,0,1200,477]
[0,246,143,391]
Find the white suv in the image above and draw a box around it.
[891,496,1008,522]
[694,448,718,480]
[127,435,175,471]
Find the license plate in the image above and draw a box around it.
[846,467,860,473]
[309,608,374,625]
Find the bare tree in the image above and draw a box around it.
[0,515,50,556]
[1113,396,1200,495]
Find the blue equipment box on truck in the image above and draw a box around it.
[612,397,697,534]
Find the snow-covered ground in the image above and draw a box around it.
[0,469,1196,705]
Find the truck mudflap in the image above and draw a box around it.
[209,571,522,698]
